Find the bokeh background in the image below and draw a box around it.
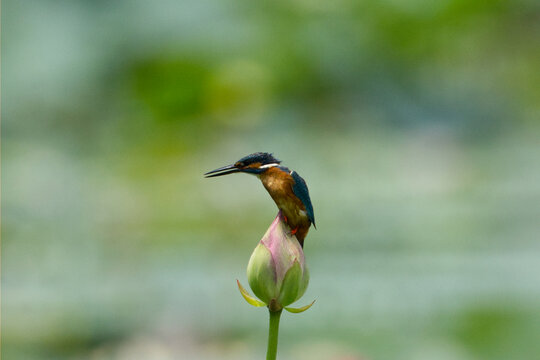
[3,0,540,359]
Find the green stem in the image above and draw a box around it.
[266,309,283,360]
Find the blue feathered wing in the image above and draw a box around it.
[291,171,315,227]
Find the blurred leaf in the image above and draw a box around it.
[131,58,210,121]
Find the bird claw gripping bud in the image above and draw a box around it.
[237,212,314,313]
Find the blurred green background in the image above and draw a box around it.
[2,0,540,359]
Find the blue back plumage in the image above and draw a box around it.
[290,170,315,227]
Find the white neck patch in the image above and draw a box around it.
[259,163,280,169]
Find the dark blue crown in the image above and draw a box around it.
[237,152,281,166]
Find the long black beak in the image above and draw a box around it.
[204,164,241,178]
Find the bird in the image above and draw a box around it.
[205,152,315,246]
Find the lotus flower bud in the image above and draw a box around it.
[247,212,309,311]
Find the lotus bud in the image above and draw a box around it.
[246,212,309,311]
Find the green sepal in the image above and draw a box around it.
[298,264,309,300]
[278,259,309,307]
[247,243,279,304]
[285,300,316,313]
[237,280,266,307]
[278,260,301,306]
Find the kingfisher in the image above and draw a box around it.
[205,152,315,246]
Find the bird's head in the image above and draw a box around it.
[205,152,282,178]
